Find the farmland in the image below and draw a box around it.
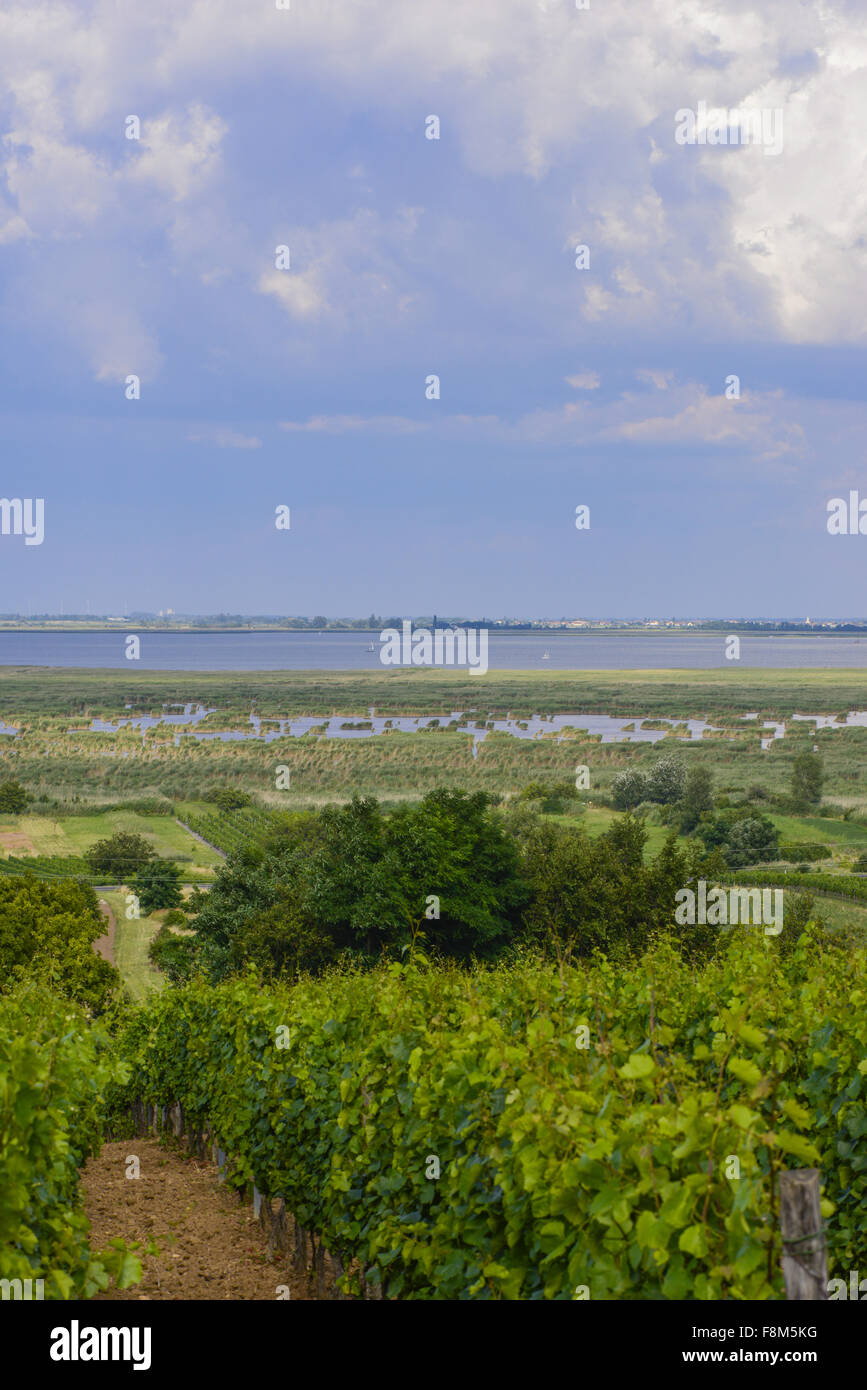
[3,662,867,1309]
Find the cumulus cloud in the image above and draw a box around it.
[0,0,864,391]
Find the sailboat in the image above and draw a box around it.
[367,641,375,652]
[542,650,551,660]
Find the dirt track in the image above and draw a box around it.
[93,899,116,965]
[83,1139,315,1300]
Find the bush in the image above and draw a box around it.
[0,780,27,813]
[203,788,253,812]
[646,757,686,806]
[612,768,648,810]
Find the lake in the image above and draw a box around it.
[1,630,867,670]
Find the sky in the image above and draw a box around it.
[1,0,866,619]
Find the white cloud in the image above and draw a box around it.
[257,269,325,322]
[635,368,674,390]
[0,0,864,353]
[565,371,600,390]
[125,104,227,202]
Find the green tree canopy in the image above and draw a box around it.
[0,876,118,1012]
[0,780,27,813]
[85,832,156,881]
[791,751,823,807]
[133,859,183,914]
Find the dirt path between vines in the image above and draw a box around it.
[83,1139,316,1300]
[93,900,116,966]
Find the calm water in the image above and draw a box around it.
[1,630,866,670]
[60,704,867,757]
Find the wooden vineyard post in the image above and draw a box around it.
[779,1169,828,1300]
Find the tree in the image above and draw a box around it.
[133,860,183,914]
[791,752,823,807]
[520,813,695,959]
[85,832,156,881]
[187,791,529,978]
[646,757,687,805]
[612,768,648,810]
[0,780,27,813]
[0,875,118,1012]
[724,815,780,868]
[679,766,714,832]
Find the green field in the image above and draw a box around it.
[0,811,223,876]
[97,889,166,1002]
[2,663,867,718]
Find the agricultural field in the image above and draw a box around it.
[0,810,223,878]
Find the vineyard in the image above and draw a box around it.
[93,926,865,1300]
[0,985,140,1298]
[178,805,281,856]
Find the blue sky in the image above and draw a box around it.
[1,0,866,619]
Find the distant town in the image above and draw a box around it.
[0,614,865,634]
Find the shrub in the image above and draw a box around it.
[612,768,648,810]
[645,757,686,805]
[0,780,27,814]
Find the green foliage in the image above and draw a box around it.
[519,814,698,959]
[85,832,156,881]
[777,843,832,863]
[188,791,530,979]
[203,788,254,812]
[516,780,579,814]
[678,766,714,833]
[148,925,196,985]
[696,810,780,868]
[646,757,687,806]
[0,779,27,813]
[791,752,823,808]
[0,875,119,1012]
[181,805,281,855]
[612,768,648,810]
[132,859,183,913]
[109,927,866,1300]
[725,869,867,903]
[0,983,140,1298]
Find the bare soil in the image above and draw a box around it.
[0,831,36,854]
[93,899,116,965]
[83,1139,317,1301]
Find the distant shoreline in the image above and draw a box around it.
[0,626,865,638]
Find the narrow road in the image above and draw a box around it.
[83,1139,323,1300]
[93,899,116,966]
